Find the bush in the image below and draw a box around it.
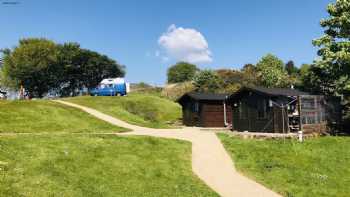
[167,62,199,83]
[193,70,223,93]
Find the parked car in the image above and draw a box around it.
[89,78,129,96]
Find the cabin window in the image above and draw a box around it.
[257,99,268,119]
[301,98,316,109]
[239,102,248,119]
[301,97,326,124]
[302,113,316,124]
[192,102,199,112]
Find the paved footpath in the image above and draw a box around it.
[55,100,281,197]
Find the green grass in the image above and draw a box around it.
[64,93,182,128]
[0,135,217,197]
[218,134,350,197]
[0,100,126,133]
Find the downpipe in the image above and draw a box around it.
[223,96,228,127]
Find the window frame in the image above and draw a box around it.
[257,99,268,119]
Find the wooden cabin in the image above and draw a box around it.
[177,92,232,127]
[227,87,341,134]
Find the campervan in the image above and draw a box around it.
[89,78,129,96]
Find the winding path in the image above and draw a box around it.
[55,100,280,197]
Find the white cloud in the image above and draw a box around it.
[158,24,213,64]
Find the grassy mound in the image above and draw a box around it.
[65,93,182,128]
[218,134,350,197]
[0,135,217,196]
[0,100,126,133]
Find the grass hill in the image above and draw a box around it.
[64,93,182,128]
[0,100,126,133]
[0,98,217,196]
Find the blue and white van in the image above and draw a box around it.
[89,78,130,96]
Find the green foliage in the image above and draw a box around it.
[64,93,181,128]
[256,54,291,88]
[310,0,350,130]
[216,69,243,92]
[0,100,126,133]
[1,38,125,98]
[218,134,350,197]
[167,62,199,83]
[1,38,60,97]
[285,60,299,75]
[240,63,259,87]
[311,0,350,96]
[299,64,311,78]
[193,70,223,93]
[0,135,217,196]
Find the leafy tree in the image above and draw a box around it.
[241,63,259,87]
[167,62,198,83]
[256,54,291,88]
[1,38,60,97]
[193,70,223,93]
[1,38,125,98]
[285,60,299,75]
[299,64,310,78]
[216,69,243,92]
[311,0,350,96]
[295,64,312,91]
[56,42,84,96]
[77,49,125,90]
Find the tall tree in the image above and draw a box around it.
[1,38,125,98]
[57,44,125,96]
[1,38,60,97]
[256,54,291,88]
[167,62,198,83]
[285,60,299,75]
[311,0,350,95]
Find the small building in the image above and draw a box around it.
[227,87,341,134]
[177,92,232,127]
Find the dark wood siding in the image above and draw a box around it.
[180,99,231,127]
[231,91,274,132]
[182,99,201,126]
[229,87,342,133]
[200,101,232,127]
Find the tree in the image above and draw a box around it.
[193,70,223,93]
[295,64,312,91]
[256,54,291,88]
[56,44,125,96]
[76,49,125,90]
[285,60,299,75]
[1,38,125,98]
[167,62,198,83]
[241,63,259,87]
[216,69,243,92]
[1,38,60,97]
[311,0,350,96]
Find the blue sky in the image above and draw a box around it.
[0,0,332,85]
